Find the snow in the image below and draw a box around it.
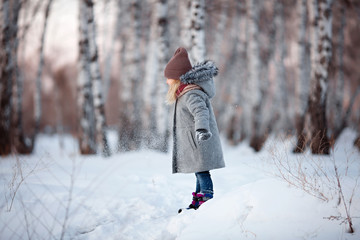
[1,130,360,239]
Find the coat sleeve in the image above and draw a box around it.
[185,92,210,131]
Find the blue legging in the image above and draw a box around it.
[195,171,214,195]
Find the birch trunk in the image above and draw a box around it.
[34,0,53,136]
[143,0,170,152]
[143,0,159,149]
[179,0,191,50]
[257,0,275,138]
[1,0,13,155]
[78,0,96,154]
[189,0,205,63]
[0,0,21,155]
[225,0,246,144]
[330,3,346,141]
[118,0,142,151]
[208,1,229,64]
[247,0,265,151]
[294,0,311,153]
[155,0,170,152]
[13,5,33,154]
[103,0,117,102]
[272,0,288,133]
[308,0,333,154]
[333,86,360,141]
[240,1,251,141]
[85,0,111,157]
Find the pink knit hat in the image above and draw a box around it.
[164,47,192,80]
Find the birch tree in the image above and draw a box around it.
[101,0,112,102]
[85,0,111,156]
[0,0,21,155]
[154,0,170,152]
[272,0,288,132]
[118,0,142,151]
[328,2,358,142]
[189,0,205,63]
[143,0,161,149]
[308,0,333,154]
[179,0,191,51]
[78,0,96,154]
[34,0,53,137]
[13,0,34,154]
[331,3,345,137]
[293,0,311,153]
[224,0,246,144]
[208,1,229,64]
[247,0,265,151]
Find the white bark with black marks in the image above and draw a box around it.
[331,3,345,138]
[189,0,205,63]
[308,0,333,154]
[179,0,191,51]
[78,0,96,154]
[119,0,142,151]
[155,0,170,152]
[85,0,111,157]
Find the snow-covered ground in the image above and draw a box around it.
[1,130,359,240]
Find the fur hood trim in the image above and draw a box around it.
[180,60,218,84]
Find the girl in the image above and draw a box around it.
[164,47,225,212]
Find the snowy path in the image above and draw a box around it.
[1,131,359,239]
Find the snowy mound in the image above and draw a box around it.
[0,131,359,239]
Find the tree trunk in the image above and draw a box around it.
[85,0,111,157]
[12,0,35,154]
[0,0,21,156]
[101,0,112,103]
[272,0,289,133]
[34,0,53,137]
[332,86,360,141]
[225,0,246,144]
[329,2,348,142]
[78,0,96,155]
[189,0,206,63]
[247,0,265,152]
[154,0,170,152]
[118,0,142,151]
[293,0,311,153]
[179,0,191,51]
[143,0,161,149]
[354,135,360,151]
[308,0,333,155]
[332,3,345,133]
[208,1,229,64]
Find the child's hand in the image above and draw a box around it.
[196,129,212,142]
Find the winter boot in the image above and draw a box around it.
[178,192,214,213]
[196,192,213,208]
[178,192,199,213]
[188,192,213,210]
[188,192,200,209]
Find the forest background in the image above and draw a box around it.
[1,0,360,156]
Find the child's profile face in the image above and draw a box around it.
[166,78,177,86]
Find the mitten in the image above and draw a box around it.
[196,129,212,142]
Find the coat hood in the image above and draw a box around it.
[180,60,218,99]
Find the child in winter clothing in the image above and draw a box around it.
[164,47,225,211]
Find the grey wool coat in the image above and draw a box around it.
[172,60,225,174]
